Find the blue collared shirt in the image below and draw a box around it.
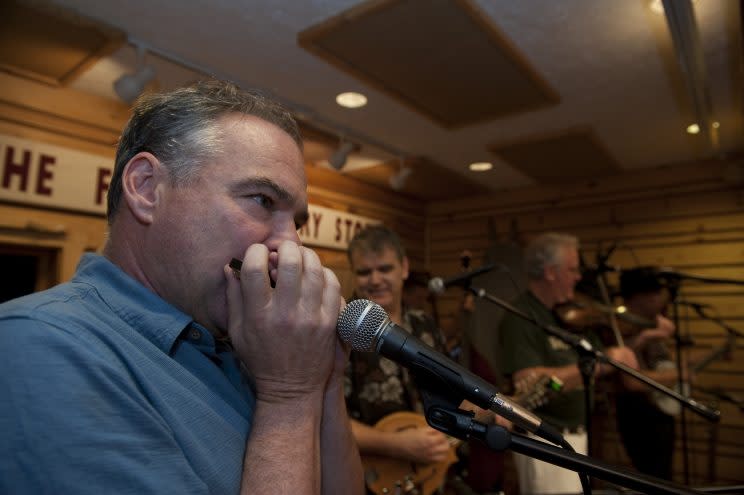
[0,254,255,494]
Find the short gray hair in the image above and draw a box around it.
[523,232,579,280]
[107,79,302,223]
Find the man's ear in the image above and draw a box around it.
[121,152,165,225]
[401,256,410,281]
[544,264,556,282]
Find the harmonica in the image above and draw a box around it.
[229,258,276,288]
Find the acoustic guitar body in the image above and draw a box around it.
[363,411,457,495]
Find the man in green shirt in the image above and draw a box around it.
[498,232,637,494]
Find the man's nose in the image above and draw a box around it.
[369,270,383,284]
[267,219,301,249]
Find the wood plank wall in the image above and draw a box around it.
[425,160,744,486]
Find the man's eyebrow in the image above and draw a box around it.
[355,264,393,274]
[232,177,292,203]
[232,177,308,228]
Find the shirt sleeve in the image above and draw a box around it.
[0,317,208,495]
[498,311,546,375]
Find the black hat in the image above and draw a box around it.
[619,266,664,299]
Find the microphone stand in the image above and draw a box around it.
[421,404,707,495]
[586,254,626,460]
[467,285,722,424]
[414,353,593,495]
[665,275,694,484]
[691,305,744,340]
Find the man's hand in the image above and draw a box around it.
[643,315,675,341]
[629,315,675,352]
[225,240,342,402]
[602,346,639,375]
[395,427,452,464]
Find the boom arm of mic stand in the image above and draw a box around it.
[658,270,744,286]
[467,286,721,423]
[600,351,720,423]
[428,408,707,495]
[697,309,744,340]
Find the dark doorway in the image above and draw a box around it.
[0,245,59,303]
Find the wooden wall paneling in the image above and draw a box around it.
[426,159,734,217]
[436,188,744,241]
[0,72,130,137]
[0,120,118,158]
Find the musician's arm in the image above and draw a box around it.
[512,346,638,392]
[627,315,675,352]
[351,418,398,456]
[350,418,450,464]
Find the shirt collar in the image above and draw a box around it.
[73,253,197,353]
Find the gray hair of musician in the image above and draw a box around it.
[107,79,302,223]
[523,232,580,281]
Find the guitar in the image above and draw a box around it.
[362,373,560,495]
[652,330,736,416]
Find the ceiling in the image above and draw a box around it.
[2,0,743,201]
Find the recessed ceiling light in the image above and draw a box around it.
[469,162,493,172]
[336,92,367,109]
[712,121,720,129]
[686,123,700,135]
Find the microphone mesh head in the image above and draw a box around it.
[336,299,387,352]
[427,277,444,294]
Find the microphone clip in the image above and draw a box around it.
[417,383,478,441]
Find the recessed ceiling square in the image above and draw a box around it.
[298,0,559,128]
[0,2,123,86]
[490,128,622,184]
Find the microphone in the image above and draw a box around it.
[337,298,564,446]
[428,263,497,294]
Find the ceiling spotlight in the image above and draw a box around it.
[328,141,357,170]
[469,161,493,172]
[686,123,700,135]
[336,92,368,109]
[114,43,156,104]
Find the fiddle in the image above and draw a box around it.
[554,292,656,346]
